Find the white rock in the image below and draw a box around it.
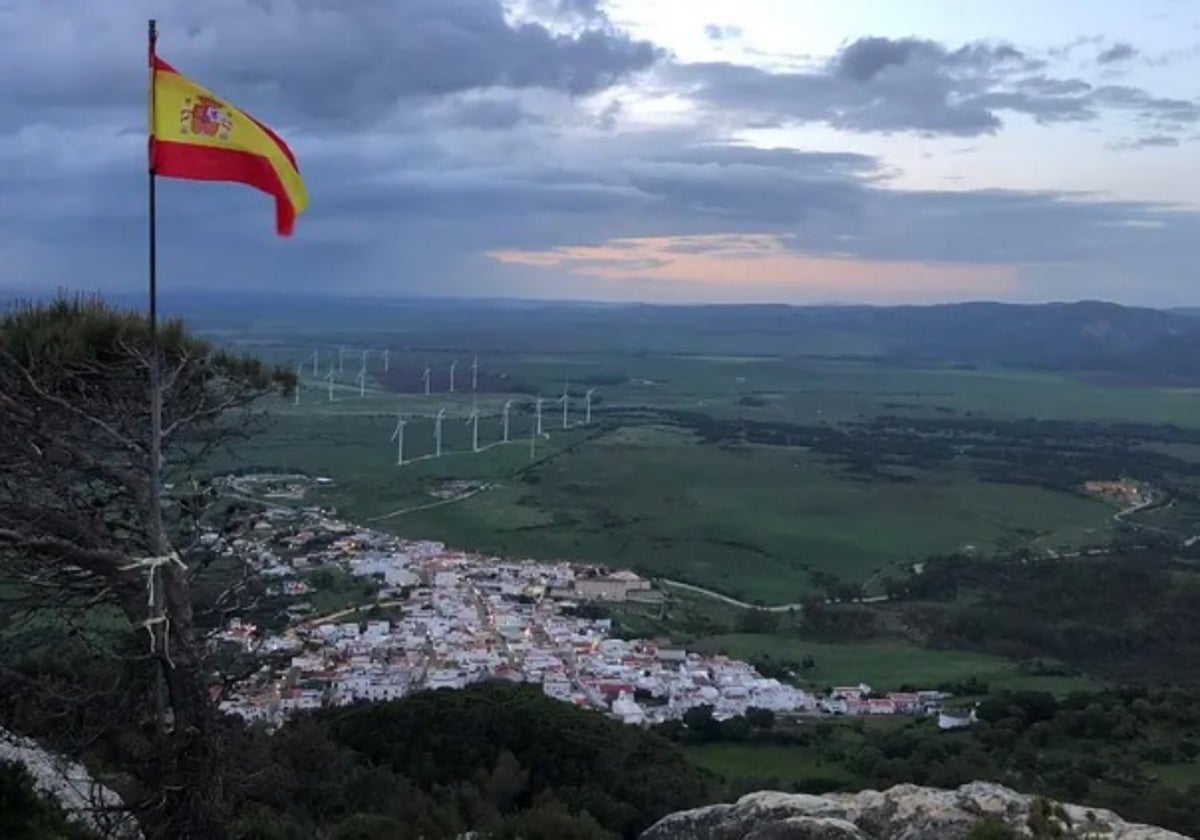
[639,782,1188,840]
[0,728,142,838]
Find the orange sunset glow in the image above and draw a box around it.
[489,234,1020,301]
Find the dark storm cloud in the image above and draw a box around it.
[1,2,1198,305]
[672,58,1003,136]
[1097,42,1138,63]
[3,107,1197,305]
[443,98,542,131]
[672,35,1198,137]
[0,0,661,127]
[8,109,1194,302]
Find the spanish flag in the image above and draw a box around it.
[149,55,307,236]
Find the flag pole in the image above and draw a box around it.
[146,17,170,722]
[145,16,180,760]
[147,18,165,558]
[148,18,158,338]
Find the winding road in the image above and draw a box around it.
[659,579,808,612]
[367,482,493,523]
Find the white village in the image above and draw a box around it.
[212,474,972,731]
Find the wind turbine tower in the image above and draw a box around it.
[383,348,390,373]
[338,345,345,374]
[449,360,457,393]
[325,363,336,402]
[535,397,544,437]
[585,389,596,425]
[559,380,570,430]
[466,404,480,452]
[434,408,446,457]
[390,415,406,466]
[471,354,479,392]
[310,348,319,377]
[360,349,368,372]
[529,414,537,461]
[422,366,431,395]
[294,364,303,406]
[502,399,513,443]
[356,362,366,398]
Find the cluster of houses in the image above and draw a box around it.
[1081,478,1148,507]
[211,474,966,730]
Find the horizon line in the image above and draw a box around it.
[1,286,1193,313]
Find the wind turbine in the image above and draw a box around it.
[535,397,544,437]
[466,404,480,452]
[356,361,366,397]
[434,408,446,457]
[309,348,319,377]
[390,415,406,466]
[471,354,479,392]
[559,380,570,430]
[294,364,303,406]
[422,366,431,395]
[529,413,537,461]
[383,348,390,373]
[449,360,457,393]
[502,399,513,443]
[360,349,369,373]
[325,363,336,402]
[338,345,345,374]
[585,389,596,425]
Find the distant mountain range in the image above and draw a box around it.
[8,290,1200,383]
[786,300,1200,382]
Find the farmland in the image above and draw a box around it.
[206,336,1200,605]
[184,298,1200,699]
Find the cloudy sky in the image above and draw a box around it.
[2,0,1198,306]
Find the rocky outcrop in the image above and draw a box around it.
[639,782,1188,840]
[0,728,142,839]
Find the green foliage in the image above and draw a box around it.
[1025,797,1073,838]
[0,296,291,395]
[225,403,1134,605]
[899,552,1200,682]
[0,762,98,840]
[321,682,713,837]
[690,634,1036,692]
[494,799,614,840]
[303,566,380,615]
[966,817,1020,840]
[226,682,713,839]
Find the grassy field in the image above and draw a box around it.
[689,634,1101,694]
[683,743,856,788]
[231,425,1115,603]
[195,329,1200,608]
[256,342,1200,428]
[217,362,1121,604]
[1151,762,1200,792]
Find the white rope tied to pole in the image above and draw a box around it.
[120,552,187,667]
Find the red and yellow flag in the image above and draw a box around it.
[149,56,308,236]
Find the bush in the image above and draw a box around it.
[0,762,97,840]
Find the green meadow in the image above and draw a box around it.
[204,345,1194,605]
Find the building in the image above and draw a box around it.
[573,572,652,602]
